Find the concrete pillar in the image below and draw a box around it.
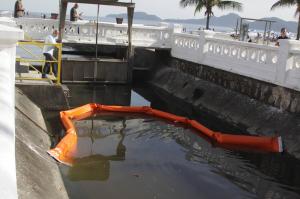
[58,0,68,42]
[198,30,215,62]
[0,24,23,198]
[276,40,291,85]
[127,6,134,83]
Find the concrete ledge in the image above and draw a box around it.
[15,88,68,199]
[16,84,69,111]
[62,57,129,83]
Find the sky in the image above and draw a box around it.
[1,0,298,22]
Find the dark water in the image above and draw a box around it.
[45,84,300,199]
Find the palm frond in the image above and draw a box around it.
[194,2,206,15]
[217,1,243,11]
[271,0,296,10]
[180,0,200,8]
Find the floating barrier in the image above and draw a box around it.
[48,103,283,166]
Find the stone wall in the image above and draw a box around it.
[133,48,300,114]
[169,58,300,113]
[133,48,300,158]
[150,67,300,158]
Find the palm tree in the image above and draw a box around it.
[180,0,242,30]
[271,0,300,40]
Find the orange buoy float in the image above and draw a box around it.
[48,103,283,166]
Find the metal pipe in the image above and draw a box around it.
[239,18,243,41]
[263,21,267,44]
[235,18,238,38]
[94,4,100,81]
[267,21,272,45]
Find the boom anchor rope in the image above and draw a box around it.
[48,103,283,166]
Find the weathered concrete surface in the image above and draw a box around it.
[133,48,170,80]
[62,55,129,83]
[133,48,300,113]
[150,67,300,159]
[15,88,69,199]
[63,43,127,59]
[170,58,300,113]
[16,84,69,111]
[67,84,131,108]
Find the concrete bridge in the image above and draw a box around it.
[13,17,300,92]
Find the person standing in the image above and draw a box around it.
[275,27,289,46]
[14,0,25,18]
[42,30,58,78]
[70,3,82,21]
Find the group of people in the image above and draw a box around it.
[13,1,82,78]
[14,0,82,21]
[42,3,83,78]
[245,27,289,46]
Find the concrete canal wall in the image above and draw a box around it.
[135,48,300,113]
[134,48,300,159]
[0,20,71,198]
[15,88,68,199]
[16,84,69,111]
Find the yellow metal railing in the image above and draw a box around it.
[16,41,62,84]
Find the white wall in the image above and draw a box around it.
[0,23,23,199]
[12,17,300,92]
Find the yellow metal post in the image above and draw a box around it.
[56,43,62,84]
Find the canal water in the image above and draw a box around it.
[46,84,300,199]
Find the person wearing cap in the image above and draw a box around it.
[42,30,58,78]
[70,3,82,21]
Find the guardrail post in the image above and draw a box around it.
[197,30,215,63]
[276,40,291,85]
[56,43,62,84]
[0,24,23,198]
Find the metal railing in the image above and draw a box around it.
[16,41,62,83]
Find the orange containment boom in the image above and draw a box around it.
[48,103,283,166]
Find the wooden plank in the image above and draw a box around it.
[62,0,135,7]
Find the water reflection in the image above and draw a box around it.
[59,114,300,199]
[56,85,300,199]
[68,117,126,181]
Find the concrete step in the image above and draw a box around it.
[15,61,29,73]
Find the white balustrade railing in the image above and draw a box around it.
[11,17,300,91]
[203,37,279,84]
[172,30,300,92]
[14,18,172,48]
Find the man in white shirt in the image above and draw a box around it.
[42,29,58,78]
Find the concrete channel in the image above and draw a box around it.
[15,47,300,198]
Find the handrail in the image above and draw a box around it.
[16,41,62,84]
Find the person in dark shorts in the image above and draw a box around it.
[42,30,58,78]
